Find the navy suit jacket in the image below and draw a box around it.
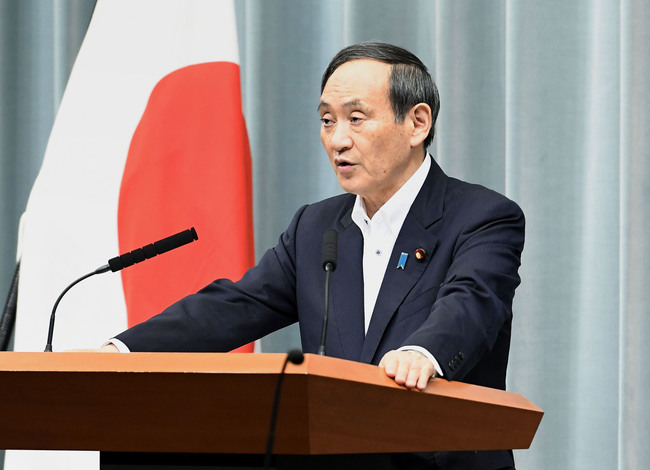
[117,156,525,468]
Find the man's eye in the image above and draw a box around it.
[350,116,363,124]
[320,117,333,126]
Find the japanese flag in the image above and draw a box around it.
[8,0,253,468]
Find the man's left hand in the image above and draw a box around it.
[379,350,436,391]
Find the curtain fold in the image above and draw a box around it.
[0,0,94,305]
[2,1,649,468]
[619,1,650,468]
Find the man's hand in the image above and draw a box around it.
[379,350,436,391]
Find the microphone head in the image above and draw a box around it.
[287,349,304,365]
[321,229,338,271]
[155,227,198,255]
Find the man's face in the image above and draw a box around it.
[319,59,424,216]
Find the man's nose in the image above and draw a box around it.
[330,123,353,153]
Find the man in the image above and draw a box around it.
[103,42,524,469]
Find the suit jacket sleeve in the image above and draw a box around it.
[114,206,312,352]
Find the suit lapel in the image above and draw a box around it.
[329,210,365,361]
[360,156,448,363]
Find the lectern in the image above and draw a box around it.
[0,352,542,469]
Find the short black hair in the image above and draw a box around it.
[321,42,440,148]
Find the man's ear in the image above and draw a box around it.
[409,103,432,148]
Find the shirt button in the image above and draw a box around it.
[375,249,382,256]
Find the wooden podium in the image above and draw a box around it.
[0,352,542,469]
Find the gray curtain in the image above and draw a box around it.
[0,0,94,326]
[2,1,649,469]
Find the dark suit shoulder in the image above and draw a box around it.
[447,177,521,210]
[294,192,356,230]
[441,177,525,231]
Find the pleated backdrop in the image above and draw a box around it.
[1,1,649,469]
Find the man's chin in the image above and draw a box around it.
[338,182,362,196]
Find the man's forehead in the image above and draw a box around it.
[319,61,390,111]
[322,59,390,92]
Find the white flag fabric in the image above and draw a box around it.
[8,0,253,468]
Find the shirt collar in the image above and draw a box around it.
[351,154,431,236]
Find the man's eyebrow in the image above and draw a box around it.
[317,99,367,112]
[317,101,330,112]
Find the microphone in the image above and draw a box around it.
[321,228,338,271]
[286,349,304,366]
[318,229,338,356]
[44,227,198,352]
[106,227,198,272]
[264,349,304,470]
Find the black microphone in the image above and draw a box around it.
[318,229,338,356]
[286,349,304,365]
[321,228,338,271]
[264,349,304,470]
[106,227,198,272]
[44,227,198,352]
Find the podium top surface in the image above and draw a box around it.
[0,351,536,406]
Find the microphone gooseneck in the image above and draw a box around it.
[318,229,338,356]
[264,349,304,470]
[44,227,198,352]
[44,268,104,352]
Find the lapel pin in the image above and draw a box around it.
[415,248,426,261]
[397,252,408,269]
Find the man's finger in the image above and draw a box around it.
[379,350,399,377]
[394,360,412,385]
[416,362,435,390]
[405,365,422,389]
